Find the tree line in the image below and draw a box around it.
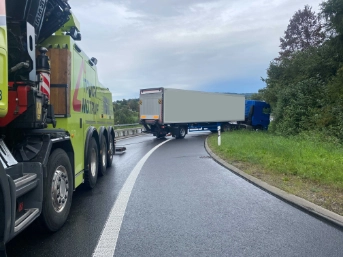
[252,0,343,142]
[113,99,139,124]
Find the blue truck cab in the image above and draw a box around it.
[244,100,271,130]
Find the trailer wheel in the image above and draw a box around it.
[98,134,108,176]
[176,127,186,139]
[85,137,98,188]
[107,133,114,168]
[40,149,73,232]
[221,125,229,132]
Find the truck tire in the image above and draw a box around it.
[85,137,98,189]
[221,125,229,132]
[40,148,73,232]
[176,127,186,139]
[107,133,114,168]
[98,134,108,176]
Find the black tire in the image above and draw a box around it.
[85,137,98,189]
[221,125,229,132]
[107,132,114,168]
[176,127,186,139]
[255,125,264,131]
[98,134,108,176]
[40,148,73,232]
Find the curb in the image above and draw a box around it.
[204,136,343,229]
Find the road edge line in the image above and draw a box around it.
[204,136,343,229]
[93,138,172,256]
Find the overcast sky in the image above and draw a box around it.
[70,0,324,101]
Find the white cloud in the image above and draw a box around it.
[69,0,324,100]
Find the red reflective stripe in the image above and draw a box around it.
[0,1,5,16]
[39,73,50,98]
[41,87,49,96]
[42,74,50,86]
[41,82,50,92]
[72,62,84,112]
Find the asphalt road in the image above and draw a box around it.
[6,132,343,257]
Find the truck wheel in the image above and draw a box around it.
[221,125,229,132]
[107,133,114,168]
[98,134,108,176]
[85,137,98,189]
[40,149,73,232]
[177,127,186,139]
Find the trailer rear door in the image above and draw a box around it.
[140,88,163,123]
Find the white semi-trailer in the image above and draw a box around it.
[139,87,245,139]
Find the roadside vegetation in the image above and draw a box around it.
[113,98,139,125]
[112,0,343,215]
[208,130,343,215]
[251,0,343,143]
[205,0,343,215]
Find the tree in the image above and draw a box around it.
[321,0,343,37]
[112,98,140,124]
[128,99,139,112]
[277,5,326,60]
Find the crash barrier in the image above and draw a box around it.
[114,127,144,138]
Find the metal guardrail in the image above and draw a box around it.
[114,123,140,127]
[114,127,143,138]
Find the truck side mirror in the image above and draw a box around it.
[67,27,82,41]
[90,57,97,66]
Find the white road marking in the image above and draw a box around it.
[93,139,172,257]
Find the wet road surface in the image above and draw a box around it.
[6,132,343,257]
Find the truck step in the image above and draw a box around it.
[0,139,18,167]
[14,173,38,198]
[14,208,39,233]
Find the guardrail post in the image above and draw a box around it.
[217,123,221,146]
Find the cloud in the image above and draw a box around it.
[70,0,324,100]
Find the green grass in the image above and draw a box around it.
[208,130,343,189]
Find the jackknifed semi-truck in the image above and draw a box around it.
[0,0,119,254]
[139,88,270,139]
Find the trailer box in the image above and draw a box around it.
[140,88,245,124]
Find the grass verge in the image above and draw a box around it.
[208,130,343,216]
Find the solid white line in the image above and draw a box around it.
[93,139,172,257]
